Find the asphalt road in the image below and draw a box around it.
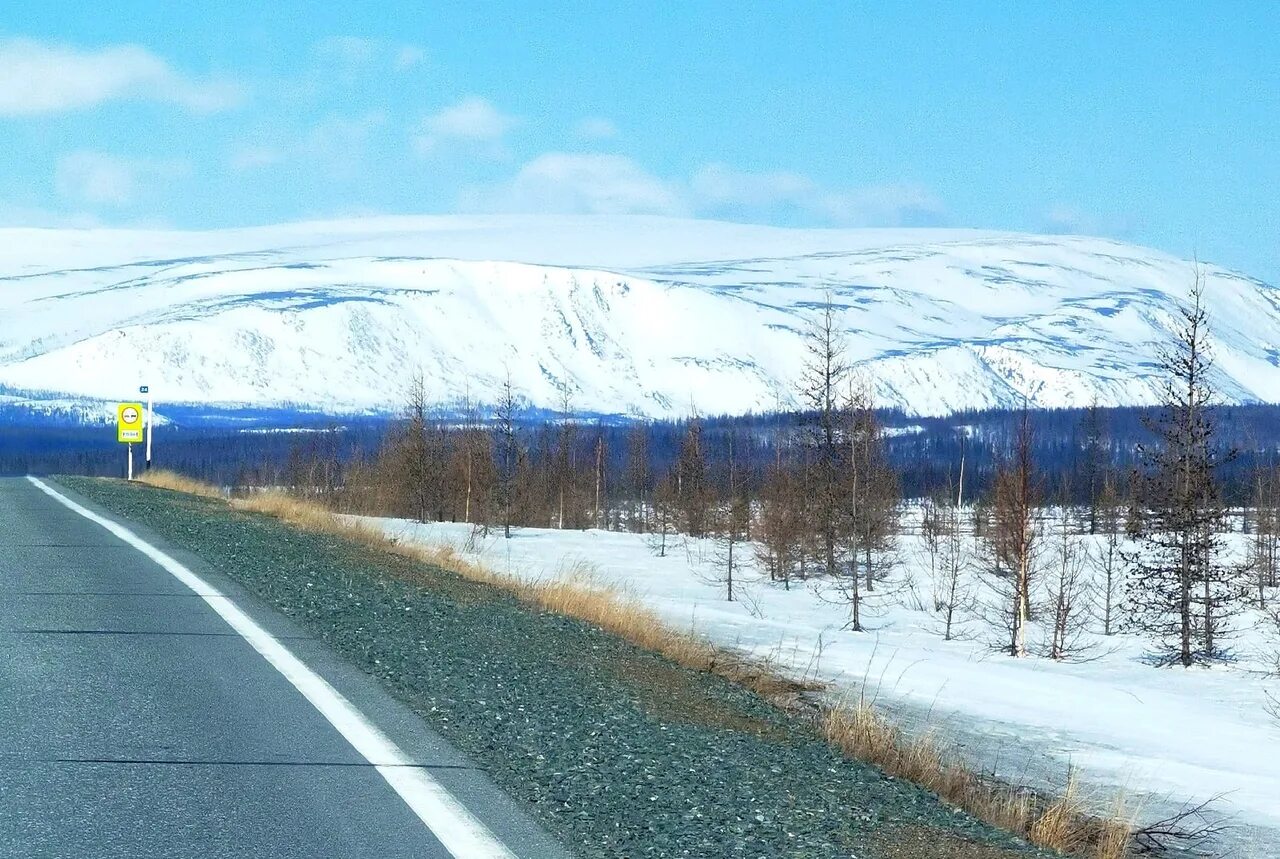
[0,477,569,859]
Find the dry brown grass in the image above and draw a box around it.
[128,474,1138,857]
[225,490,794,697]
[821,699,1135,857]
[138,469,228,500]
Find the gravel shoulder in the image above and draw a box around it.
[60,477,1054,859]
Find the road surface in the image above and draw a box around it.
[0,477,569,859]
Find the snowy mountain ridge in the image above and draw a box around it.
[1,215,1277,419]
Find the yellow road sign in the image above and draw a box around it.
[117,402,145,444]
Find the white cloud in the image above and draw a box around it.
[227,112,385,177]
[54,151,189,207]
[814,183,947,227]
[229,146,286,172]
[0,201,101,228]
[1040,205,1135,240]
[305,112,387,176]
[312,37,425,72]
[394,45,427,71]
[313,36,379,68]
[691,163,817,209]
[464,153,688,216]
[467,154,942,224]
[691,163,946,227]
[414,96,517,157]
[0,38,243,116]
[574,117,619,140]
[54,152,136,205]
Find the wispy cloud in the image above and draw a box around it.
[690,164,815,210]
[1041,204,1136,240]
[692,163,946,227]
[414,96,517,158]
[462,152,688,216]
[574,117,619,140]
[0,39,243,116]
[54,151,189,206]
[228,146,286,172]
[313,36,380,68]
[312,36,425,73]
[226,111,387,179]
[468,154,942,225]
[0,201,101,229]
[394,45,427,71]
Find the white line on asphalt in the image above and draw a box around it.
[27,476,517,859]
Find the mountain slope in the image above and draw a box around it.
[1,215,1276,418]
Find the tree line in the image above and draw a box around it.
[290,278,1278,669]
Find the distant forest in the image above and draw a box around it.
[4,401,1279,505]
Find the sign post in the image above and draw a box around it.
[117,402,145,481]
[140,385,153,470]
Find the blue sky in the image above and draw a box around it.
[1,2,1276,279]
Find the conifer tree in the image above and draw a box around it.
[1125,275,1243,665]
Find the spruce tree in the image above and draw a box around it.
[1125,275,1243,665]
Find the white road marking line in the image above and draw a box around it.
[28,477,517,859]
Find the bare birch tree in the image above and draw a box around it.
[1045,482,1094,660]
[1094,472,1125,635]
[935,469,974,641]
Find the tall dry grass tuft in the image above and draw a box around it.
[122,473,1137,857]
[1029,773,1086,853]
[1092,797,1137,859]
[138,469,228,500]
[822,700,1137,856]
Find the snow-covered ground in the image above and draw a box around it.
[3,214,1279,418]
[358,512,1280,857]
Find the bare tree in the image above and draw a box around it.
[493,369,521,539]
[847,379,899,593]
[1080,399,1107,534]
[756,455,804,591]
[553,381,578,529]
[449,384,486,525]
[647,471,679,558]
[393,372,435,523]
[591,431,607,530]
[935,470,974,642]
[710,433,750,602]
[624,422,651,533]
[1045,482,1094,660]
[920,497,945,609]
[1125,275,1244,666]
[984,406,1040,657]
[675,417,711,538]
[798,296,850,580]
[1248,462,1280,609]
[1094,472,1126,635]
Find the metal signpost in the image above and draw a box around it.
[117,402,145,480]
[140,385,153,470]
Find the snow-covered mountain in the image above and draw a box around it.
[1,215,1277,419]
